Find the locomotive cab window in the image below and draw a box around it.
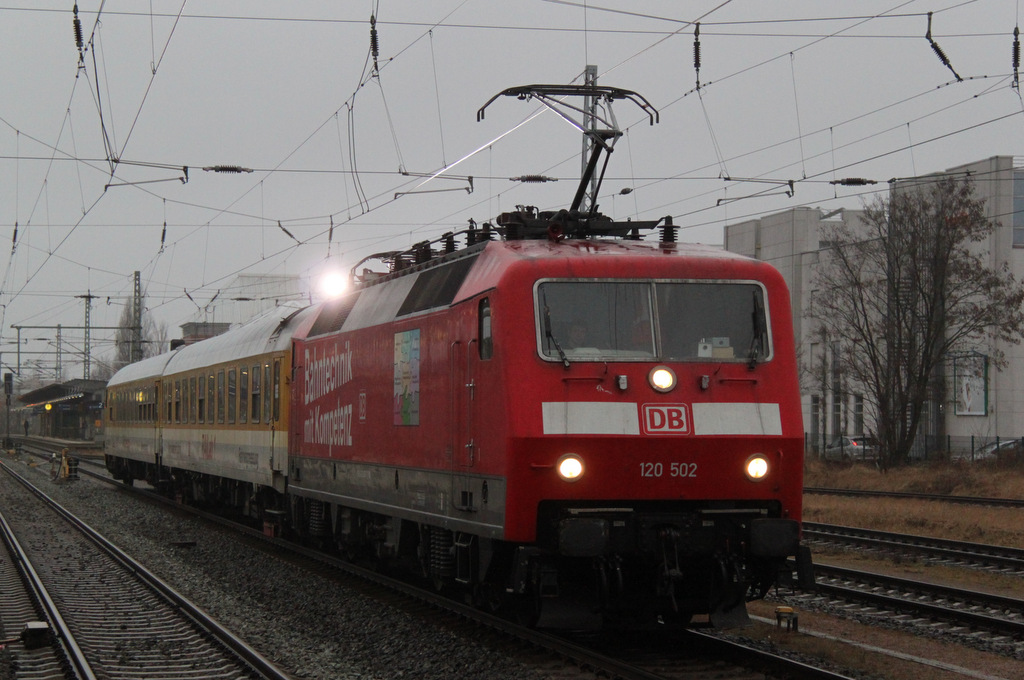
[536,280,770,363]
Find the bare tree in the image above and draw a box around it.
[112,295,168,371]
[808,176,1024,467]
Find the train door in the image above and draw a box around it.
[449,297,490,512]
[268,357,287,492]
[153,379,164,470]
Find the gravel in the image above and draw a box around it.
[2,455,553,680]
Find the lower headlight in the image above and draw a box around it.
[557,454,584,482]
[745,455,769,481]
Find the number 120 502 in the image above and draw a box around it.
[640,462,698,478]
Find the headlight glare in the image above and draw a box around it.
[649,366,677,392]
[557,454,584,482]
[745,455,769,481]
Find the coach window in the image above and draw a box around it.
[165,384,173,423]
[263,363,272,423]
[198,376,206,424]
[181,379,189,424]
[479,298,493,360]
[189,377,197,423]
[239,367,248,424]
[173,380,180,424]
[227,368,237,424]
[217,370,225,424]
[207,373,215,424]
[180,379,186,423]
[273,358,282,422]
[251,365,261,423]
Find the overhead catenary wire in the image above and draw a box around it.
[2,1,1015,350]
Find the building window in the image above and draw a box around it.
[810,394,820,450]
[854,395,864,435]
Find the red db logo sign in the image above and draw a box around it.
[642,404,690,435]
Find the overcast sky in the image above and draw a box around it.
[1,1,1021,379]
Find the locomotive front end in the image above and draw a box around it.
[503,246,810,627]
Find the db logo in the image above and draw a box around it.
[641,404,691,435]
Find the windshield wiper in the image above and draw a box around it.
[748,290,766,370]
[541,291,570,368]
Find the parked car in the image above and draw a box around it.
[953,438,1024,463]
[823,435,880,462]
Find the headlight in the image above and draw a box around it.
[557,454,584,482]
[648,366,677,393]
[745,455,769,481]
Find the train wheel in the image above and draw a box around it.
[510,593,541,627]
[473,582,504,613]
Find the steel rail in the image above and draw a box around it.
[0,499,97,680]
[814,563,1024,639]
[0,457,292,680]
[805,487,1024,508]
[804,522,1024,571]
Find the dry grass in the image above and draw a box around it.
[803,459,1024,548]
[804,458,1024,498]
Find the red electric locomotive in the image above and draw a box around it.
[285,84,810,627]
[288,214,809,627]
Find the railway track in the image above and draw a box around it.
[10,445,856,680]
[805,521,1024,573]
[804,486,1024,508]
[797,521,1024,648]
[809,563,1024,641]
[0,508,71,680]
[0,457,290,680]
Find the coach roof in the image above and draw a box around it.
[107,302,315,386]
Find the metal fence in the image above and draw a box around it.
[805,433,1024,465]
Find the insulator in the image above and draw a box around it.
[660,215,677,243]
[511,175,555,183]
[203,165,251,173]
[693,23,701,70]
[73,4,83,49]
[1013,26,1020,69]
[415,241,432,264]
[278,221,297,242]
[443,232,456,253]
[829,177,877,186]
[930,40,951,67]
[370,15,379,58]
